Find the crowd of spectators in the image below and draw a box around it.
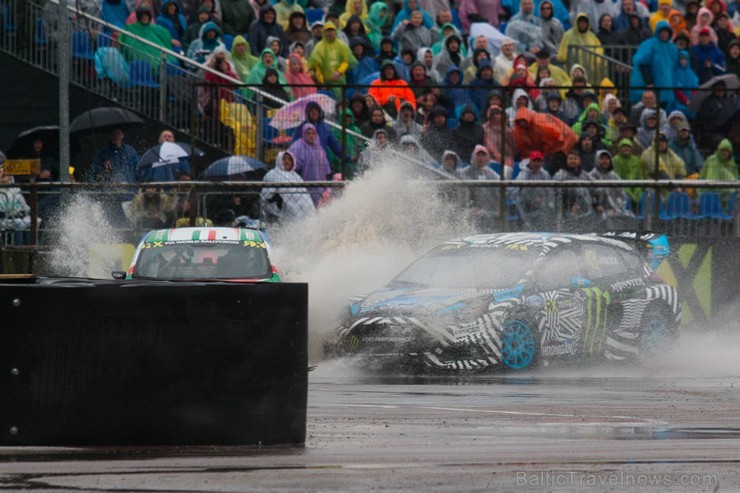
[6,0,740,235]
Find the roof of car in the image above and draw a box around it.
[447,232,634,251]
[143,227,265,244]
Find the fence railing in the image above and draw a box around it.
[566,44,634,90]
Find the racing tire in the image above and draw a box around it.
[499,319,538,371]
[639,305,676,360]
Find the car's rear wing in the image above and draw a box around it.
[591,231,670,271]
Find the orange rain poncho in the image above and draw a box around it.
[512,106,577,158]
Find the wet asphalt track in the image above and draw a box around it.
[0,360,738,493]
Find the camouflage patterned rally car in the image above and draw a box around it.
[325,232,680,373]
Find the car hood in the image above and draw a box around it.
[351,285,525,317]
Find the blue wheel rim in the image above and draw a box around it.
[500,320,535,369]
[643,318,669,356]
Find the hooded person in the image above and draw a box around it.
[157,0,188,49]
[432,23,468,57]
[635,109,661,150]
[506,88,533,129]
[343,14,373,47]
[552,150,595,227]
[558,13,604,76]
[261,150,316,222]
[339,0,369,29]
[119,5,175,64]
[421,105,455,162]
[248,4,288,56]
[442,66,469,116]
[433,33,464,78]
[440,149,463,176]
[538,0,565,55]
[690,7,719,45]
[669,121,703,175]
[264,35,288,71]
[304,20,324,58]
[451,104,485,161]
[504,0,544,53]
[493,36,516,85]
[284,52,317,99]
[513,106,578,169]
[363,105,397,140]
[392,9,437,55]
[570,0,617,30]
[369,60,417,116]
[189,0,222,25]
[482,104,515,170]
[629,20,679,106]
[647,0,674,31]
[462,46,491,84]
[246,47,289,88]
[273,0,304,31]
[186,20,224,63]
[285,10,312,45]
[366,2,388,52]
[348,36,380,85]
[287,122,333,205]
[260,67,292,108]
[229,34,259,81]
[572,102,609,140]
[292,101,348,165]
[457,0,506,34]
[184,5,211,50]
[392,101,423,140]
[416,47,441,82]
[614,0,650,32]
[375,36,397,66]
[612,138,644,205]
[468,59,501,113]
[399,134,437,166]
[640,132,687,180]
[392,0,435,32]
[409,61,434,99]
[220,0,256,37]
[307,21,357,96]
[699,138,737,206]
[357,128,392,176]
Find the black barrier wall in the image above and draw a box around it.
[0,280,308,446]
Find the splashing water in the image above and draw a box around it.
[47,194,124,278]
[269,160,475,362]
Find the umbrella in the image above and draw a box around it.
[688,74,740,113]
[202,156,265,179]
[70,107,144,134]
[6,125,61,159]
[469,22,507,58]
[137,141,192,181]
[270,93,337,130]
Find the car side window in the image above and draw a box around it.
[618,249,646,277]
[581,245,626,280]
[539,249,582,290]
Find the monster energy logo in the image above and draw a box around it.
[581,287,612,356]
[347,335,361,350]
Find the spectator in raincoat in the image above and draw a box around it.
[469,60,501,114]
[0,163,32,244]
[285,11,312,45]
[221,0,256,37]
[629,21,679,107]
[690,7,718,45]
[692,27,726,83]
[433,33,465,78]
[649,0,674,32]
[157,0,188,51]
[248,4,288,56]
[670,121,704,175]
[392,10,437,56]
[119,5,175,64]
[288,123,332,205]
[699,138,738,207]
[392,102,422,141]
[369,61,417,116]
[590,150,635,228]
[261,151,316,222]
[229,35,259,81]
[538,0,565,56]
[571,0,617,30]
[292,101,348,165]
[614,0,650,32]
[392,0,435,32]
[640,133,686,180]
[184,6,212,51]
[451,104,485,161]
[245,47,290,89]
[366,2,388,52]
[421,105,455,162]
[493,37,517,85]
[284,52,317,99]
[458,0,506,34]
[339,0,369,29]
[513,106,578,167]
[505,0,544,54]
[483,105,515,171]
[331,108,363,178]
[612,138,644,205]
[557,13,604,73]
[442,66,469,117]
[274,0,304,31]
[509,151,555,227]
[308,21,357,97]
[187,21,224,64]
[671,50,699,116]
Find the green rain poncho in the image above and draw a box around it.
[700,139,738,206]
[612,138,645,205]
[245,47,292,101]
[119,15,174,66]
[230,35,260,81]
[331,107,362,179]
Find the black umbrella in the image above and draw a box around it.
[688,74,740,113]
[6,125,60,159]
[69,107,144,134]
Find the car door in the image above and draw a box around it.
[534,247,585,359]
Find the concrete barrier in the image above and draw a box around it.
[0,279,307,445]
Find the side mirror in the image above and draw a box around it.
[111,271,126,280]
[570,276,591,288]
